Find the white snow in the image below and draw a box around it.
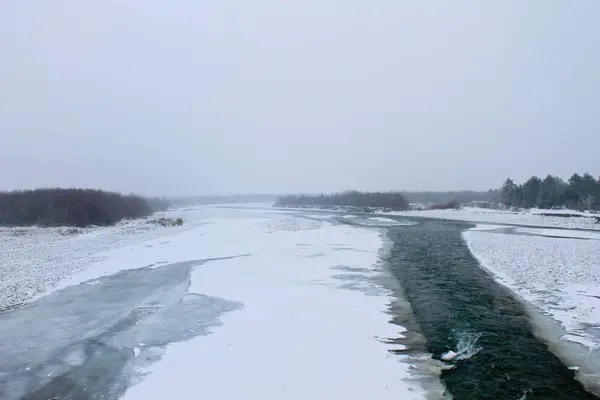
[440,351,458,361]
[120,211,438,399]
[439,331,482,363]
[370,217,401,223]
[0,207,217,309]
[367,217,417,226]
[465,224,508,231]
[273,205,600,230]
[394,207,600,230]
[529,209,598,217]
[338,215,416,227]
[464,226,600,389]
[2,206,444,399]
[515,227,600,240]
[305,214,338,219]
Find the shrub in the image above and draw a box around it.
[428,201,460,210]
[150,217,184,227]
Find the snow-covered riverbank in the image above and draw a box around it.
[398,207,600,231]
[0,210,201,310]
[0,206,441,399]
[463,225,600,392]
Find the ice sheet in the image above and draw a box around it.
[338,215,417,227]
[367,217,417,226]
[120,213,433,399]
[0,206,244,309]
[305,214,338,219]
[1,207,440,399]
[0,260,243,400]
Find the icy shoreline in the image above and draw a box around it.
[463,226,600,394]
[0,211,200,310]
[269,204,600,231]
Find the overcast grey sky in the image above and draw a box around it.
[1,1,598,195]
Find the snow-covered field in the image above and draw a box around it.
[394,207,600,231]
[271,204,600,231]
[463,226,600,389]
[0,208,208,310]
[515,227,600,240]
[0,207,443,399]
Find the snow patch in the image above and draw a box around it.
[305,214,338,220]
[391,207,600,230]
[464,225,600,392]
[468,224,509,231]
[367,217,417,226]
[515,227,600,240]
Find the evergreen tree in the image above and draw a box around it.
[501,178,517,207]
[565,173,583,208]
[499,172,599,210]
[581,173,597,210]
[521,176,542,208]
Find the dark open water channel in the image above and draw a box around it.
[385,219,597,399]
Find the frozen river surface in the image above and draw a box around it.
[0,207,437,399]
[2,206,599,399]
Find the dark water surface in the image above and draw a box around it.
[385,219,597,400]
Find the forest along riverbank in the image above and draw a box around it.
[384,220,597,400]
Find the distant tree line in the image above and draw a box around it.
[403,190,499,205]
[170,194,278,207]
[501,173,600,210]
[0,188,171,227]
[275,191,409,211]
[145,196,171,213]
